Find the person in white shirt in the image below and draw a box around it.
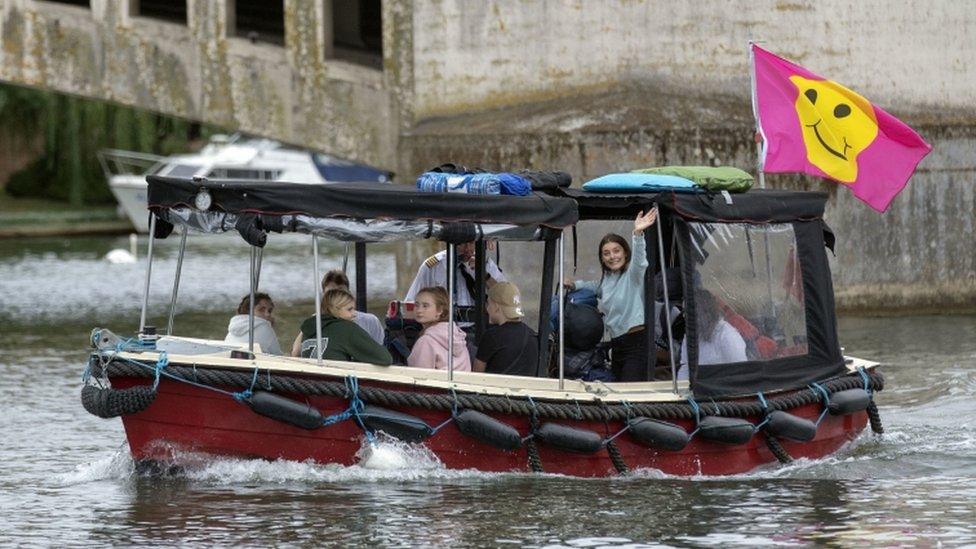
[678,290,747,379]
[321,269,385,345]
[224,292,282,355]
[404,241,506,308]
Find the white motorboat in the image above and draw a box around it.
[99,134,392,232]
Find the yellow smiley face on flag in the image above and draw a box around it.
[790,76,879,183]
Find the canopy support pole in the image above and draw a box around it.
[644,210,658,382]
[355,242,367,311]
[557,232,565,390]
[536,238,556,377]
[248,245,256,352]
[313,236,323,365]
[139,215,156,335]
[255,247,264,290]
[166,226,187,336]
[447,243,456,381]
[656,208,678,394]
[475,240,486,342]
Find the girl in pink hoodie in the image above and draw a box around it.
[408,287,471,372]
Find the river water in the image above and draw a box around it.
[1,234,974,547]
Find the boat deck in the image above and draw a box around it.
[112,335,878,403]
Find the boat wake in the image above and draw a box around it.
[57,435,508,486]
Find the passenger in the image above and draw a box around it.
[291,288,393,365]
[224,292,282,355]
[564,209,658,381]
[321,268,385,345]
[677,290,747,379]
[405,241,505,310]
[407,286,471,372]
[473,282,539,376]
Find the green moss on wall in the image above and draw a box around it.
[0,84,213,205]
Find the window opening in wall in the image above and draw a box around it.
[233,0,285,46]
[135,0,187,25]
[43,0,90,6]
[330,0,382,69]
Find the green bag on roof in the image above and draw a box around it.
[632,166,754,193]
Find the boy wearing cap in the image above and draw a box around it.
[473,282,539,377]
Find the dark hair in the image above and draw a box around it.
[598,233,631,276]
[696,290,722,338]
[237,292,272,315]
[416,286,449,322]
[321,269,350,292]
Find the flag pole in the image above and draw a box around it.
[749,40,767,189]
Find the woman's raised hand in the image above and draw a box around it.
[633,208,658,234]
[563,277,576,291]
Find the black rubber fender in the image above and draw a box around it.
[245,390,323,430]
[766,410,818,442]
[627,417,690,451]
[359,405,433,443]
[698,416,755,445]
[454,409,522,450]
[827,388,871,416]
[535,422,604,454]
[81,384,156,418]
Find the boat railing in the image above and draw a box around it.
[97,149,167,179]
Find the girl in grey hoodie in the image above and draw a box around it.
[224,292,283,355]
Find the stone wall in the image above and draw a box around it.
[408,0,976,121]
[0,0,399,169]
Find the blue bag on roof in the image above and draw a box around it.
[416,172,533,196]
[582,173,700,193]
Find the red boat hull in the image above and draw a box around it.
[113,376,866,477]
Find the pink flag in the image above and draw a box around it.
[752,44,932,212]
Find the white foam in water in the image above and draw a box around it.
[57,448,135,486]
[60,437,506,486]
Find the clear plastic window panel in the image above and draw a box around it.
[689,222,808,364]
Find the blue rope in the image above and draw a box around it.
[753,391,770,432]
[686,396,702,438]
[809,382,831,426]
[345,376,375,443]
[603,423,631,445]
[450,388,460,417]
[232,366,260,402]
[756,391,769,411]
[321,409,353,426]
[621,400,634,419]
[114,354,241,398]
[151,352,169,391]
[430,416,454,435]
[520,396,540,443]
[857,366,872,395]
[82,356,94,384]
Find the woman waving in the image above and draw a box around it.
[564,209,657,381]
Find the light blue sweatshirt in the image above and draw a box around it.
[575,233,648,339]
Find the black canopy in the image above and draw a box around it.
[556,187,828,222]
[148,176,578,229]
[557,186,844,398]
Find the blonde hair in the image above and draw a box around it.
[322,288,355,318]
[416,286,449,322]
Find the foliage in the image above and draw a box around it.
[0,84,214,205]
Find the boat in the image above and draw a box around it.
[80,174,884,477]
[97,134,392,233]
